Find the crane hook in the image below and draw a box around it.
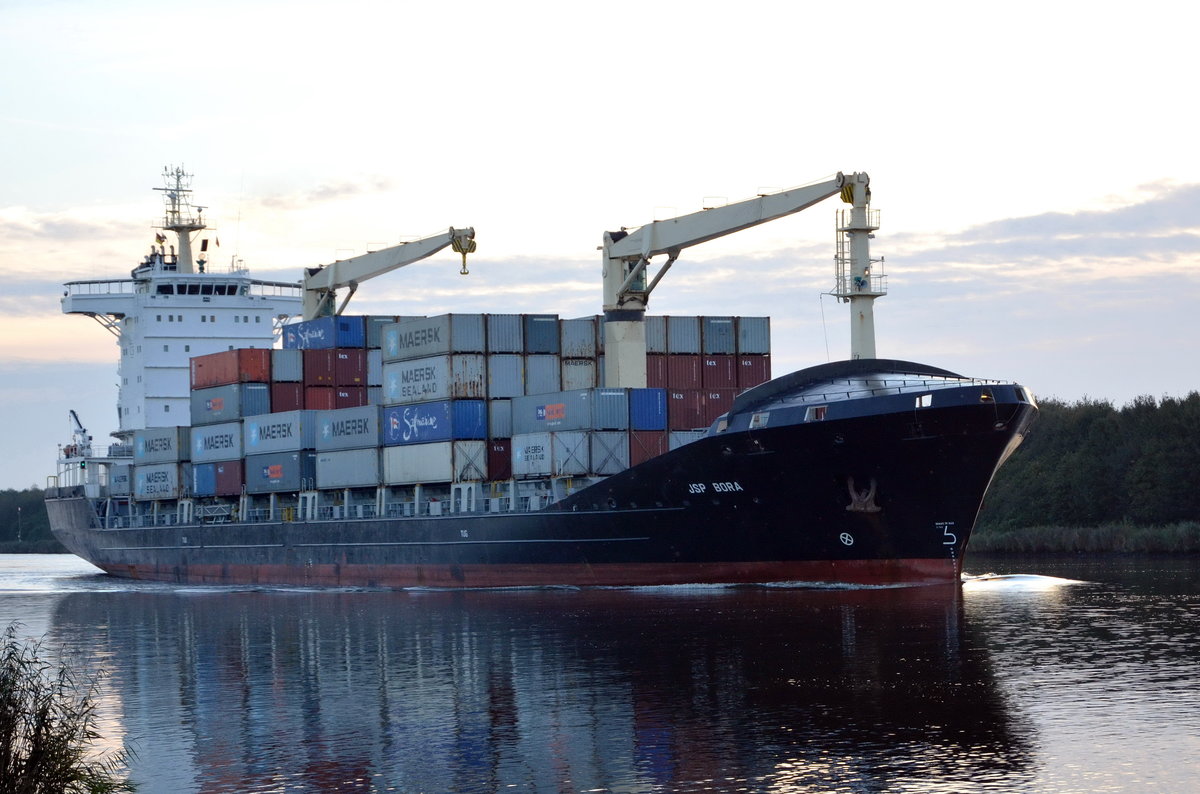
[450,228,477,275]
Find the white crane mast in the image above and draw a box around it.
[601,172,880,388]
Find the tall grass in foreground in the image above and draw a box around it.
[972,521,1200,553]
[0,623,136,793]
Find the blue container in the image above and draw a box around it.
[629,388,668,431]
[283,316,366,349]
[381,400,487,446]
[486,314,524,353]
[523,314,560,354]
[192,462,216,497]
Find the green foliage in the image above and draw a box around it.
[0,489,64,553]
[979,392,1200,535]
[970,521,1200,553]
[0,623,136,793]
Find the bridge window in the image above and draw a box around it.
[156,284,174,295]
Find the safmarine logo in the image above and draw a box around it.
[401,406,440,442]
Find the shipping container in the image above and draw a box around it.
[381,314,486,363]
[645,315,667,353]
[701,355,737,388]
[271,349,303,382]
[559,317,598,358]
[134,427,190,464]
[524,354,561,395]
[560,358,597,390]
[737,316,771,354]
[192,462,216,497]
[646,354,667,388]
[367,387,383,405]
[190,348,271,389]
[668,430,708,451]
[243,451,317,493]
[551,431,589,476]
[737,355,772,389]
[109,464,132,496]
[511,388,630,435]
[486,439,511,481]
[667,389,706,430]
[702,316,736,354]
[590,431,630,475]
[133,463,187,501]
[214,460,244,496]
[316,447,381,489]
[190,383,270,426]
[380,440,487,485]
[486,314,523,353]
[596,355,605,388]
[487,354,524,399]
[510,432,552,478]
[381,400,487,446]
[302,349,335,386]
[522,314,560,354]
[335,387,367,409]
[667,315,701,354]
[702,388,738,425]
[316,405,382,451]
[365,315,398,349]
[271,382,304,413]
[305,386,336,410]
[629,388,668,431]
[191,421,243,463]
[630,430,668,466]
[666,354,702,389]
[488,399,512,439]
[381,354,487,405]
[334,348,367,386]
[282,315,366,350]
[367,349,383,386]
[243,410,318,455]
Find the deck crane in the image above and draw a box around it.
[302,227,476,320]
[601,172,882,388]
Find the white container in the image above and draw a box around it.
[551,431,590,476]
[381,440,487,485]
[134,427,190,464]
[133,463,185,501]
[590,431,630,475]
[316,448,381,489]
[243,410,318,455]
[381,354,487,405]
[511,432,552,479]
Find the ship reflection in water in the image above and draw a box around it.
[51,585,1032,792]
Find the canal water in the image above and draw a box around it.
[1,554,1196,793]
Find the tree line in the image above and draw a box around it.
[975,391,1200,550]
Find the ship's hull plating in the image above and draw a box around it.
[47,395,1035,589]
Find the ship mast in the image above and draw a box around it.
[154,166,206,274]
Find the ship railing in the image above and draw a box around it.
[796,375,1007,404]
[62,279,138,296]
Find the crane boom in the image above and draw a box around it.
[302,227,475,320]
[601,172,873,388]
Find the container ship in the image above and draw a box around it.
[44,168,1037,588]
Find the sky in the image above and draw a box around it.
[2,0,1199,489]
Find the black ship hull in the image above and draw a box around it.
[46,360,1036,589]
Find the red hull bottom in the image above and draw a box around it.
[97,557,963,589]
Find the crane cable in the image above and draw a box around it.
[452,235,477,275]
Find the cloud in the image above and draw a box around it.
[258,177,395,210]
[0,208,140,243]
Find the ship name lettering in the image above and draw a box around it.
[712,481,744,492]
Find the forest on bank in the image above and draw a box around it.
[2,391,1198,553]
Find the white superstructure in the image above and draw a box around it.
[61,167,302,437]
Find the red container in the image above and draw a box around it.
[334,348,367,386]
[305,386,336,410]
[667,389,705,430]
[737,355,772,389]
[335,386,368,409]
[214,459,244,496]
[646,354,668,388]
[666,354,702,389]
[702,388,738,425]
[190,349,271,389]
[270,382,304,413]
[701,355,736,388]
[487,439,512,481]
[302,349,336,386]
[629,430,667,466]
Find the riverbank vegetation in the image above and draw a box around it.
[0,623,136,792]
[0,488,63,554]
[975,392,1200,551]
